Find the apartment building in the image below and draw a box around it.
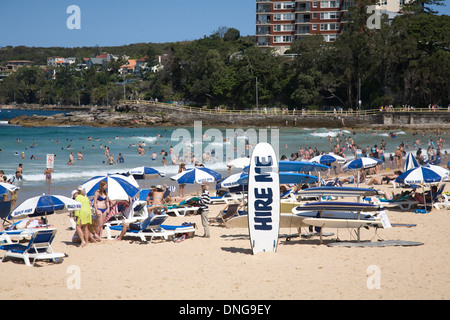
[256,0,403,54]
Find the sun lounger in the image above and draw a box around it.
[165,197,200,217]
[161,222,196,239]
[378,197,418,211]
[209,203,245,227]
[104,214,175,242]
[434,193,450,210]
[0,229,65,267]
[0,201,12,226]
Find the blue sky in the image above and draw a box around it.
[0,0,255,47]
[0,0,448,48]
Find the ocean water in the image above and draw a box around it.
[1,108,448,205]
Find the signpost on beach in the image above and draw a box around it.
[46,154,54,195]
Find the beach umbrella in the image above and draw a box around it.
[226,157,250,169]
[81,174,140,201]
[9,194,81,219]
[243,160,329,173]
[220,172,247,188]
[404,153,419,171]
[395,166,443,185]
[237,172,318,185]
[342,157,383,171]
[126,166,165,179]
[170,167,222,185]
[342,157,383,187]
[279,160,329,173]
[422,164,449,180]
[0,182,19,195]
[310,154,346,166]
[395,166,443,211]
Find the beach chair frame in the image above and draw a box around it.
[0,229,65,267]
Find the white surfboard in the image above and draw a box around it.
[247,142,280,254]
[302,218,383,229]
[227,213,306,229]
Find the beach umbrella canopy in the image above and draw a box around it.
[279,160,329,173]
[342,157,383,172]
[220,172,247,188]
[243,160,329,173]
[237,172,318,185]
[0,182,19,195]
[9,194,81,219]
[311,154,346,166]
[170,167,222,185]
[404,153,419,171]
[395,166,443,185]
[226,157,250,169]
[81,174,140,201]
[126,166,165,179]
[422,164,449,180]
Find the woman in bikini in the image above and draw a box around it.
[178,162,186,198]
[94,180,110,239]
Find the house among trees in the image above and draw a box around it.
[4,60,33,72]
[47,56,76,67]
[119,57,148,75]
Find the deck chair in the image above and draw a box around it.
[104,214,174,242]
[378,193,418,211]
[210,192,242,205]
[209,203,244,227]
[166,197,200,217]
[0,229,65,267]
[0,201,12,226]
[434,193,450,210]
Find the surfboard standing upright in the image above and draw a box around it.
[247,142,280,254]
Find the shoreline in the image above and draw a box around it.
[3,104,450,130]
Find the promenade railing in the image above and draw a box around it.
[121,100,450,117]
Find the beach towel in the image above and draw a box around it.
[105,200,130,223]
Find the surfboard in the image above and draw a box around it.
[296,186,384,198]
[247,142,280,254]
[227,213,305,229]
[302,218,383,229]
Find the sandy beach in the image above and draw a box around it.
[1,174,449,301]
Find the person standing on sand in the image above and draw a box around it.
[198,182,211,238]
[74,186,94,247]
[178,162,186,198]
[94,181,110,239]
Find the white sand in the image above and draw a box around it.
[1,181,449,300]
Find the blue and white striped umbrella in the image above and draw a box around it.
[404,153,419,171]
[0,182,19,195]
[9,194,81,219]
[243,161,329,173]
[342,157,383,172]
[311,154,346,166]
[237,172,318,185]
[422,164,449,180]
[395,166,443,185]
[220,172,247,188]
[81,174,140,200]
[170,167,222,185]
[127,166,165,179]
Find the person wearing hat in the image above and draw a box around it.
[74,186,94,247]
[198,181,211,238]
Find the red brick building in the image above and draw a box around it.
[256,0,353,53]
